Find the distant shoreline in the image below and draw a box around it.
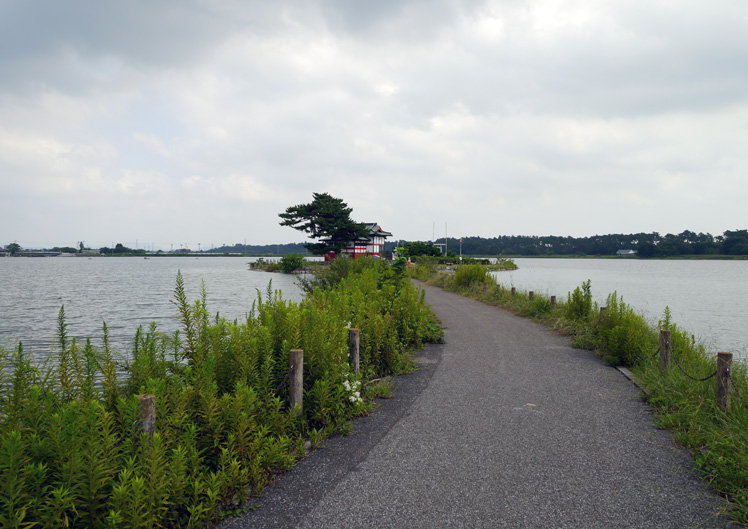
[470,254,748,261]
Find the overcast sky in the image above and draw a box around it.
[2,0,747,250]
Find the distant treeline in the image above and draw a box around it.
[208,242,310,255]
[40,230,744,258]
[387,229,748,257]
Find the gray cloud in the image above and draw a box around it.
[1,0,747,248]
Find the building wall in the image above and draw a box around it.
[325,228,390,260]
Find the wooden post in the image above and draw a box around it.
[717,352,733,413]
[138,394,156,441]
[659,330,671,373]
[511,287,516,297]
[529,291,534,301]
[290,349,304,414]
[550,295,556,309]
[348,328,360,374]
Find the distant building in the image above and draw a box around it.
[616,249,637,256]
[326,223,393,261]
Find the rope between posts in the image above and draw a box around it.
[112,419,144,450]
[672,354,717,382]
[728,371,748,411]
[274,365,293,396]
[253,365,295,414]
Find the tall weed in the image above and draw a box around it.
[454,264,491,289]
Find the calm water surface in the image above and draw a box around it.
[493,259,748,358]
[3,257,746,362]
[0,257,304,358]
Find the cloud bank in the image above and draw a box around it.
[2,0,747,249]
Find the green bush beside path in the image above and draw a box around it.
[0,258,442,528]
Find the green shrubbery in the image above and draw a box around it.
[297,255,381,293]
[279,254,305,273]
[0,260,441,528]
[453,264,491,288]
[248,254,308,273]
[564,280,592,322]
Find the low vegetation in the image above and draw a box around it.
[0,259,442,528]
[248,255,321,274]
[413,265,748,525]
[407,255,518,270]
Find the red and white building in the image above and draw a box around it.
[325,223,393,261]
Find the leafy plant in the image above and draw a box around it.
[454,264,491,288]
[280,254,305,273]
[564,279,592,322]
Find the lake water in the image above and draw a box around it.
[493,258,748,358]
[2,257,746,363]
[0,257,304,359]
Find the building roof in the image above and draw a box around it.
[363,223,392,238]
[321,223,392,248]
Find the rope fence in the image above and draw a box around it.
[672,355,718,382]
[655,329,745,413]
[729,371,748,411]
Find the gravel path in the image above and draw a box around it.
[221,283,736,529]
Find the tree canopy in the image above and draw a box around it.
[398,241,442,258]
[278,192,369,255]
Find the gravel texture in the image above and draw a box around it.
[220,283,737,529]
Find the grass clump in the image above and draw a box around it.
[362,377,394,400]
[454,264,490,288]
